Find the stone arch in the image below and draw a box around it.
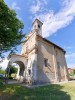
[7,54,27,82]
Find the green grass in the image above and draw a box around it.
[0,81,75,100]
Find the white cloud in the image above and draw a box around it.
[0,58,2,61]
[30,0,47,14]
[30,2,40,14]
[11,2,21,11]
[65,51,75,68]
[64,46,74,50]
[67,64,75,68]
[0,59,9,70]
[42,0,47,5]
[17,15,22,20]
[66,52,75,59]
[30,0,75,37]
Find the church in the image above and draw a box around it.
[8,19,69,84]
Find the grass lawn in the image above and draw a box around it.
[0,81,75,100]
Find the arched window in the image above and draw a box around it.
[38,24,40,28]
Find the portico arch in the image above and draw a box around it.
[7,54,27,82]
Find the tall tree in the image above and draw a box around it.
[0,67,5,74]
[9,65,18,77]
[6,65,18,77]
[73,69,75,75]
[0,0,24,57]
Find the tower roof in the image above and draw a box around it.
[32,18,43,25]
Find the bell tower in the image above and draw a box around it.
[32,19,43,36]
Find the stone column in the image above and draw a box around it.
[16,66,20,80]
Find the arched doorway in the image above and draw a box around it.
[14,61,25,82]
[7,54,27,83]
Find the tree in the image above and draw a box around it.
[0,67,2,70]
[73,69,75,75]
[6,65,18,77]
[0,0,24,57]
[0,68,5,74]
[7,50,16,59]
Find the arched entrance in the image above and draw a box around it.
[7,54,27,83]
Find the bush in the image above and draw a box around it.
[8,76,13,79]
[0,79,3,85]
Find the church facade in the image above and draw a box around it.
[8,19,69,84]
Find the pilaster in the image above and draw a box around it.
[52,47,58,82]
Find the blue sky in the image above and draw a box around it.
[0,0,75,69]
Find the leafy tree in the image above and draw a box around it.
[73,69,75,75]
[6,65,18,77]
[0,0,24,57]
[7,50,16,59]
[69,69,75,76]
[0,67,2,70]
[0,68,5,74]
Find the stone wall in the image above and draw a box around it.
[37,38,55,83]
[21,32,38,83]
[55,48,69,81]
[37,36,68,83]
[21,33,36,55]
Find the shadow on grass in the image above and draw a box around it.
[0,84,71,100]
